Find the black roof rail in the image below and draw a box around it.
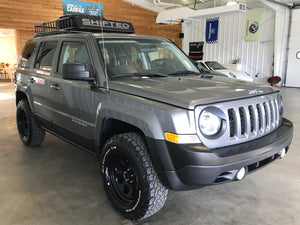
[34,15,135,37]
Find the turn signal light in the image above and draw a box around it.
[165,132,201,144]
[165,132,179,143]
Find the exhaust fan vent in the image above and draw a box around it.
[239,3,246,11]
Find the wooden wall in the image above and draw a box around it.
[0,0,181,56]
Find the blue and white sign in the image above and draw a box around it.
[205,17,219,44]
[63,0,103,17]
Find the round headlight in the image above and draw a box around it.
[199,110,221,136]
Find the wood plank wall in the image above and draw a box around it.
[0,0,181,56]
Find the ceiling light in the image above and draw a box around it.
[226,1,238,6]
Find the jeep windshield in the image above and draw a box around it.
[98,38,200,78]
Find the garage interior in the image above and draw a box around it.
[0,0,299,224]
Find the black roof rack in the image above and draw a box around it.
[34,15,135,37]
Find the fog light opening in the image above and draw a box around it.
[279,148,286,159]
[236,167,246,181]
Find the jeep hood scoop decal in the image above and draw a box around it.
[110,76,277,109]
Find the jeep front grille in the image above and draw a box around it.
[195,93,282,149]
[228,99,280,139]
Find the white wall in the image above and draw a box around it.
[182,10,275,84]
[285,8,300,87]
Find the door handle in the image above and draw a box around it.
[50,84,61,91]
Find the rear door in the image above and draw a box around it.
[32,41,58,120]
[18,40,58,123]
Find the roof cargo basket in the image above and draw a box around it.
[34,15,135,36]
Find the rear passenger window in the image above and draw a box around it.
[34,41,58,71]
[19,42,37,68]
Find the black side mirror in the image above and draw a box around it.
[199,68,209,74]
[63,63,89,80]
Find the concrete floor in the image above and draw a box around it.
[0,82,299,225]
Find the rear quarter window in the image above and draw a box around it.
[19,42,37,68]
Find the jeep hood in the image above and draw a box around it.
[109,75,277,110]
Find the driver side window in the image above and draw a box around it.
[58,42,92,74]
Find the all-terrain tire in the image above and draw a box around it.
[16,99,45,146]
[100,132,168,220]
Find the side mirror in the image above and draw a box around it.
[63,63,89,80]
[199,68,208,74]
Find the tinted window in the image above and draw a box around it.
[34,41,58,71]
[58,42,91,74]
[19,42,37,68]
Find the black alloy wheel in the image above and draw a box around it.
[104,151,140,211]
[101,133,168,220]
[17,107,29,141]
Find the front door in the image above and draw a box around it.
[50,41,97,150]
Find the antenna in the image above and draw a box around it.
[98,0,109,92]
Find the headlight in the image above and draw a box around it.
[199,110,221,136]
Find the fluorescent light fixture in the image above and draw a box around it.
[226,1,238,6]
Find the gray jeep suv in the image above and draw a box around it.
[15,15,293,220]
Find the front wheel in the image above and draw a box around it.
[100,133,168,220]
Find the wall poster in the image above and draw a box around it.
[245,12,262,42]
[205,17,219,44]
[189,42,204,60]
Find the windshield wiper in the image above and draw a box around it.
[167,70,201,75]
[111,72,168,79]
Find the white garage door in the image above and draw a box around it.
[286,9,300,87]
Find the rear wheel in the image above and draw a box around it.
[101,133,168,220]
[16,99,45,146]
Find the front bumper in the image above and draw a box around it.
[147,118,293,191]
